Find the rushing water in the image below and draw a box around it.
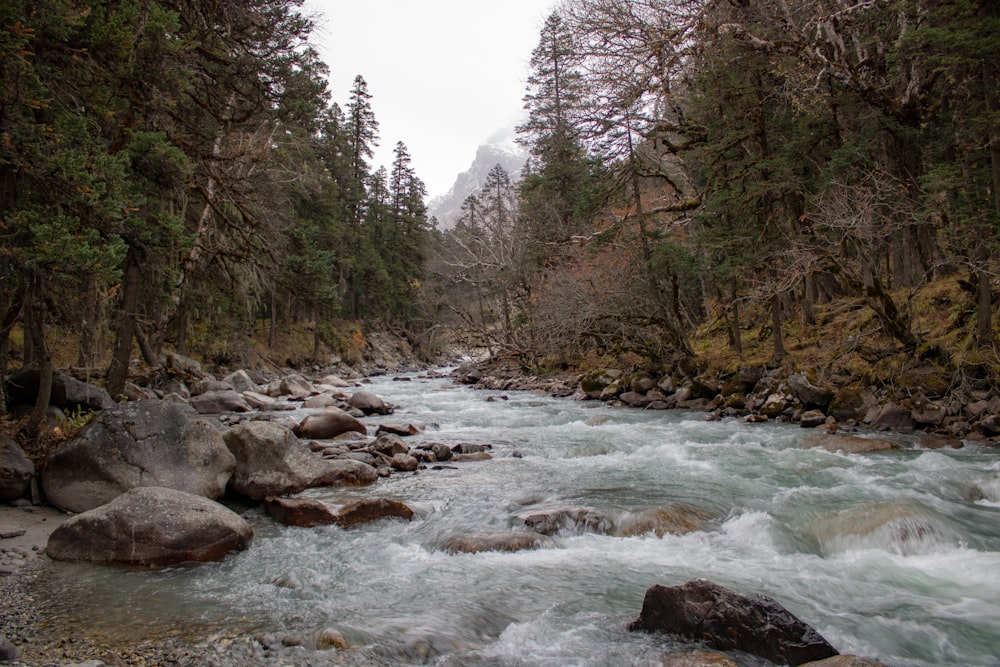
[38,371,1000,666]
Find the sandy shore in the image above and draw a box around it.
[0,503,68,574]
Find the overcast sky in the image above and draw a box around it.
[304,0,555,199]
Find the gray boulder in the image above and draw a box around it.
[41,400,235,513]
[788,373,833,409]
[189,389,253,414]
[46,486,252,567]
[223,370,258,394]
[223,421,331,500]
[629,579,838,666]
[0,436,34,502]
[293,407,367,439]
[279,374,313,399]
[4,363,115,412]
[314,459,378,486]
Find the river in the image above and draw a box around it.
[36,370,1000,666]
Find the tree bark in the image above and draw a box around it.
[24,272,53,440]
[106,246,144,397]
[770,295,786,362]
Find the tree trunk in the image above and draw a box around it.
[269,286,277,349]
[106,246,143,397]
[770,295,786,362]
[24,272,53,440]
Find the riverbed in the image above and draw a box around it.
[29,371,1000,666]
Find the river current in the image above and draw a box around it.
[38,371,1000,666]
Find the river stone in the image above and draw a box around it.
[189,389,253,414]
[390,453,418,471]
[223,369,259,394]
[865,402,914,432]
[279,374,314,399]
[190,378,232,396]
[315,628,349,650]
[615,506,715,537]
[629,579,838,666]
[441,531,554,554]
[348,390,392,415]
[801,433,899,454]
[661,652,739,667]
[314,459,378,486]
[331,497,415,527]
[522,508,614,536]
[801,656,887,667]
[46,486,253,567]
[0,435,34,502]
[376,422,420,436]
[41,400,235,513]
[293,407,367,439]
[799,409,828,428]
[303,392,344,409]
[224,422,331,500]
[264,496,339,527]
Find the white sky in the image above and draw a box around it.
[304,0,555,199]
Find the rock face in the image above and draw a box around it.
[629,579,838,666]
[41,400,235,513]
[223,422,331,500]
[0,436,34,502]
[46,487,253,567]
[293,408,367,439]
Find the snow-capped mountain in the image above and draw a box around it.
[428,125,527,230]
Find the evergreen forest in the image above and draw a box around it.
[2,0,999,438]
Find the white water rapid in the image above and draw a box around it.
[38,371,1000,666]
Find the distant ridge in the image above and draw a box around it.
[428,125,527,230]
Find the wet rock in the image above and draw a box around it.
[189,389,253,414]
[331,497,415,527]
[314,628,349,650]
[302,392,344,409]
[390,453,419,472]
[801,433,899,454]
[376,422,420,436]
[522,508,614,536]
[799,410,828,428]
[224,422,331,500]
[0,436,34,502]
[615,506,715,537]
[441,531,554,554]
[264,496,338,527]
[348,390,393,416]
[293,407,367,439]
[42,400,235,513]
[629,578,838,666]
[46,487,252,567]
[371,433,408,456]
[661,651,738,667]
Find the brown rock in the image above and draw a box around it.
[802,433,899,454]
[376,423,420,436]
[615,506,715,537]
[331,497,415,527]
[801,656,887,667]
[441,531,554,554]
[293,408,367,439]
[348,391,393,416]
[264,496,339,527]
[661,652,739,667]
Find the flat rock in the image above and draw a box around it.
[629,578,838,666]
[46,487,252,567]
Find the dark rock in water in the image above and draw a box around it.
[376,422,420,436]
[390,453,418,472]
[293,407,367,439]
[441,531,554,554]
[615,506,716,537]
[522,508,614,536]
[42,400,235,513]
[348,390,393,416]
[264,496,339,527]
[629,578,838,666]
[801,433,899,454]
[0,435,34,502]
[453,362,482,385]
[799,409,828,429]
[46,486,252,567]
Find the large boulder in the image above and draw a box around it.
[788,373,833,409]
[46,487,252,567]
[629,579,838,666]
[41,400,235,513]
[189,389,253,414]
[223,421,332,500]
[0,436,34,502]
[348,391,393,416]
[314,459,378,487]
[4,363,115,412]
[293,407,367,439]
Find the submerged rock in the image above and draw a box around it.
[441,531,554,554]
[46,486,252,567]
[801,433,899,454]
[615,506,716,537]
[629,578,838,666]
